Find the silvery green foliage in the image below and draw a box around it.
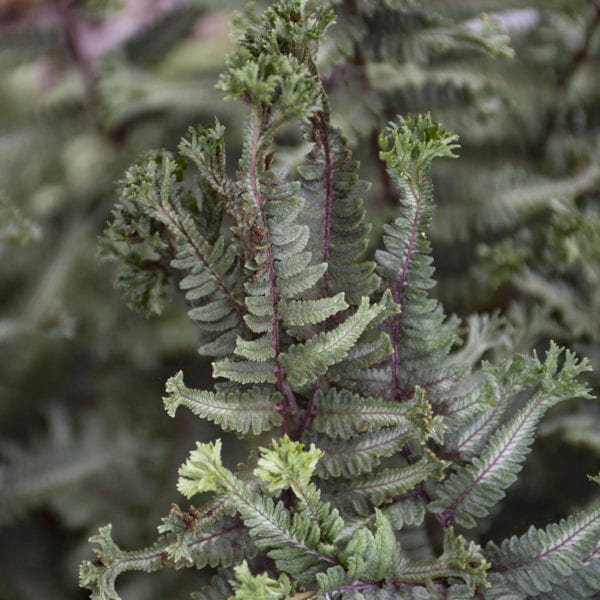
[82,1,598,598]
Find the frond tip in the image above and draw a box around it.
[378,113,460,181]
[254,435,323,494]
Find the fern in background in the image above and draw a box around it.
[79,2,599,598]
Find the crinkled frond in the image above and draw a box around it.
[310,386,433,440]
[79,497,246,600]
[101,148,245,355]
[177,439,339,586]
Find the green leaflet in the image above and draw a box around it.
[329,450,446,515]
[213,358,277,385]
[429,345,592,528]
[163,371,282,435]
[485,505,600,598]
[280,292,348,327]
[280,297,388,388]
[307,428,417,480]
[311,386,432,440]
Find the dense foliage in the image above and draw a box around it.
[0,0,598,598]
[79,1,598,598]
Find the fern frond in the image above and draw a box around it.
[163,371,282,435]
[311,386,432,440]
[230,560,292,600]
[538,545,600,599]
[280,296,390,388]
[430,345,592,528]
[101,150,246,355]
[79,525,165,600]
[442,354,537,459]
[280,293,348,327]
[299,112,380,304]
[178,440,338,585]
[328,450,446,515]
[376,114,460,402]
[254,436,345,546]
[485,505,600,598]
[308,428,417,480]
[79,506,246,600]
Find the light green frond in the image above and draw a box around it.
[177,439,338,586]
[485,506,600,598]
[163,371,282,435]
[230,561,292,600]
[378,113,459,182]
[254,435,323,494]
[178,439,228,498]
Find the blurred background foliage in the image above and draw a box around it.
[0,0,598,598]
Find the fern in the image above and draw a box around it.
[80,1,599,599]
[485,504,600,598]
